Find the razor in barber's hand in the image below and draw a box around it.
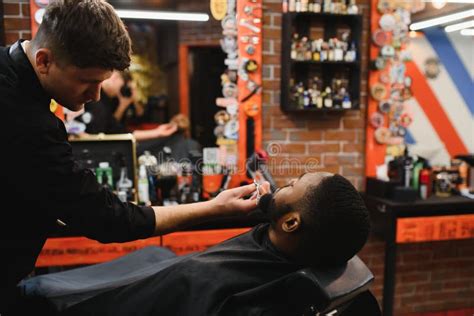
[253,179,262,205]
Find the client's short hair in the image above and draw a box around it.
[297,174,370,267]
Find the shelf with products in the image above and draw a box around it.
[280,10,363,112]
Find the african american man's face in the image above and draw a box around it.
[259,172,333,218]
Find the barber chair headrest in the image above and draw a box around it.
[218,255,375,315]
[290,255,375,314]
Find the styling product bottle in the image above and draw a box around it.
[117,166,133,201]
[138,164,150,206]
[419,168,431,200]
[96,162,113,190]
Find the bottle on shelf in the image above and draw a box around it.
[303,89,311,108]
[348,0,359,14]
[301,0,308,12]
[342,88,352,109]
[323,0,331,13]
[295,0,301,12]
[323,87,333,108]
[116,165,133,201]
[419,168,432,199]
[138,164,150,206]
[96,162,113,190]
[313,0,322,13]
[289,0,296,12]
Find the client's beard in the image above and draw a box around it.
[258,193,274,215]
[258,194,290,222]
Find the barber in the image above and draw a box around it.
[0,0,262,314]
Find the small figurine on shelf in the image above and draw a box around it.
[327,38,335,61]
[313,0,322,13]
[301,0,308,12]
[320,41,329,61]
[295,0,301,12]
[323,0,331,13]
[314,39,323,61]
[303,89,311,108]
[345,42,357,62]
[347,0,359,14]
[334,39,344,61]
[331,79,343,108]
[323,86,333,108]
[297,37,306,61]
[291,33,298,60]
[342,88,352,109]
[302,37,312,60]
[289,0,295,12]
[333,90,342,108]
[282,0,288,13]
[297,82,305,109]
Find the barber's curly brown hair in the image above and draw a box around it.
[32,0,131,70]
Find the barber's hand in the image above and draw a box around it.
[211,184,258,216]
[156,123,178,137]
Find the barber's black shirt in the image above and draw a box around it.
[0,41,155,312]
[65,224,304,316]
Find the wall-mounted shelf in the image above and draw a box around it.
[280,12,363,113]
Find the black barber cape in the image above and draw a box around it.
[64,224,304,316]
[0,41,155,313]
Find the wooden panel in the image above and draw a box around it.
[36,236,162,267]
[37,228,251,266]
[396,214,474,243]
[162,228,250,255]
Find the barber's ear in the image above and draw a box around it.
[281,212,301,233]
[35,48,53,74]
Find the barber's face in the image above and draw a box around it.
[46,63,112,111]
[259,172,333,217]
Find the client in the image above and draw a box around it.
[26,172,372,315]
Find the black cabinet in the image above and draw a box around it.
[280,12,363,112]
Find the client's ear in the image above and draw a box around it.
[282,212,301,233]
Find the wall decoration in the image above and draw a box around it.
[424,57,441,79]
[214,0,263,185]
[366,0,473,175]
[365,0,414,176]
[402,28,472,166]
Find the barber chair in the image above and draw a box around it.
[217,255,380,316]
[16,247,380,316]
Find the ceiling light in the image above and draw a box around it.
[116,10,210,22]
[432,0,447,9]
[410,9,474,30]
[460,28,474,35]
[445,19,474,32]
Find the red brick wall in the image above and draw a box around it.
[177,2,221,45]
[358,238,474,315]
[2,1,473,315]
[2,0,30,45]
[262,0,370,190]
